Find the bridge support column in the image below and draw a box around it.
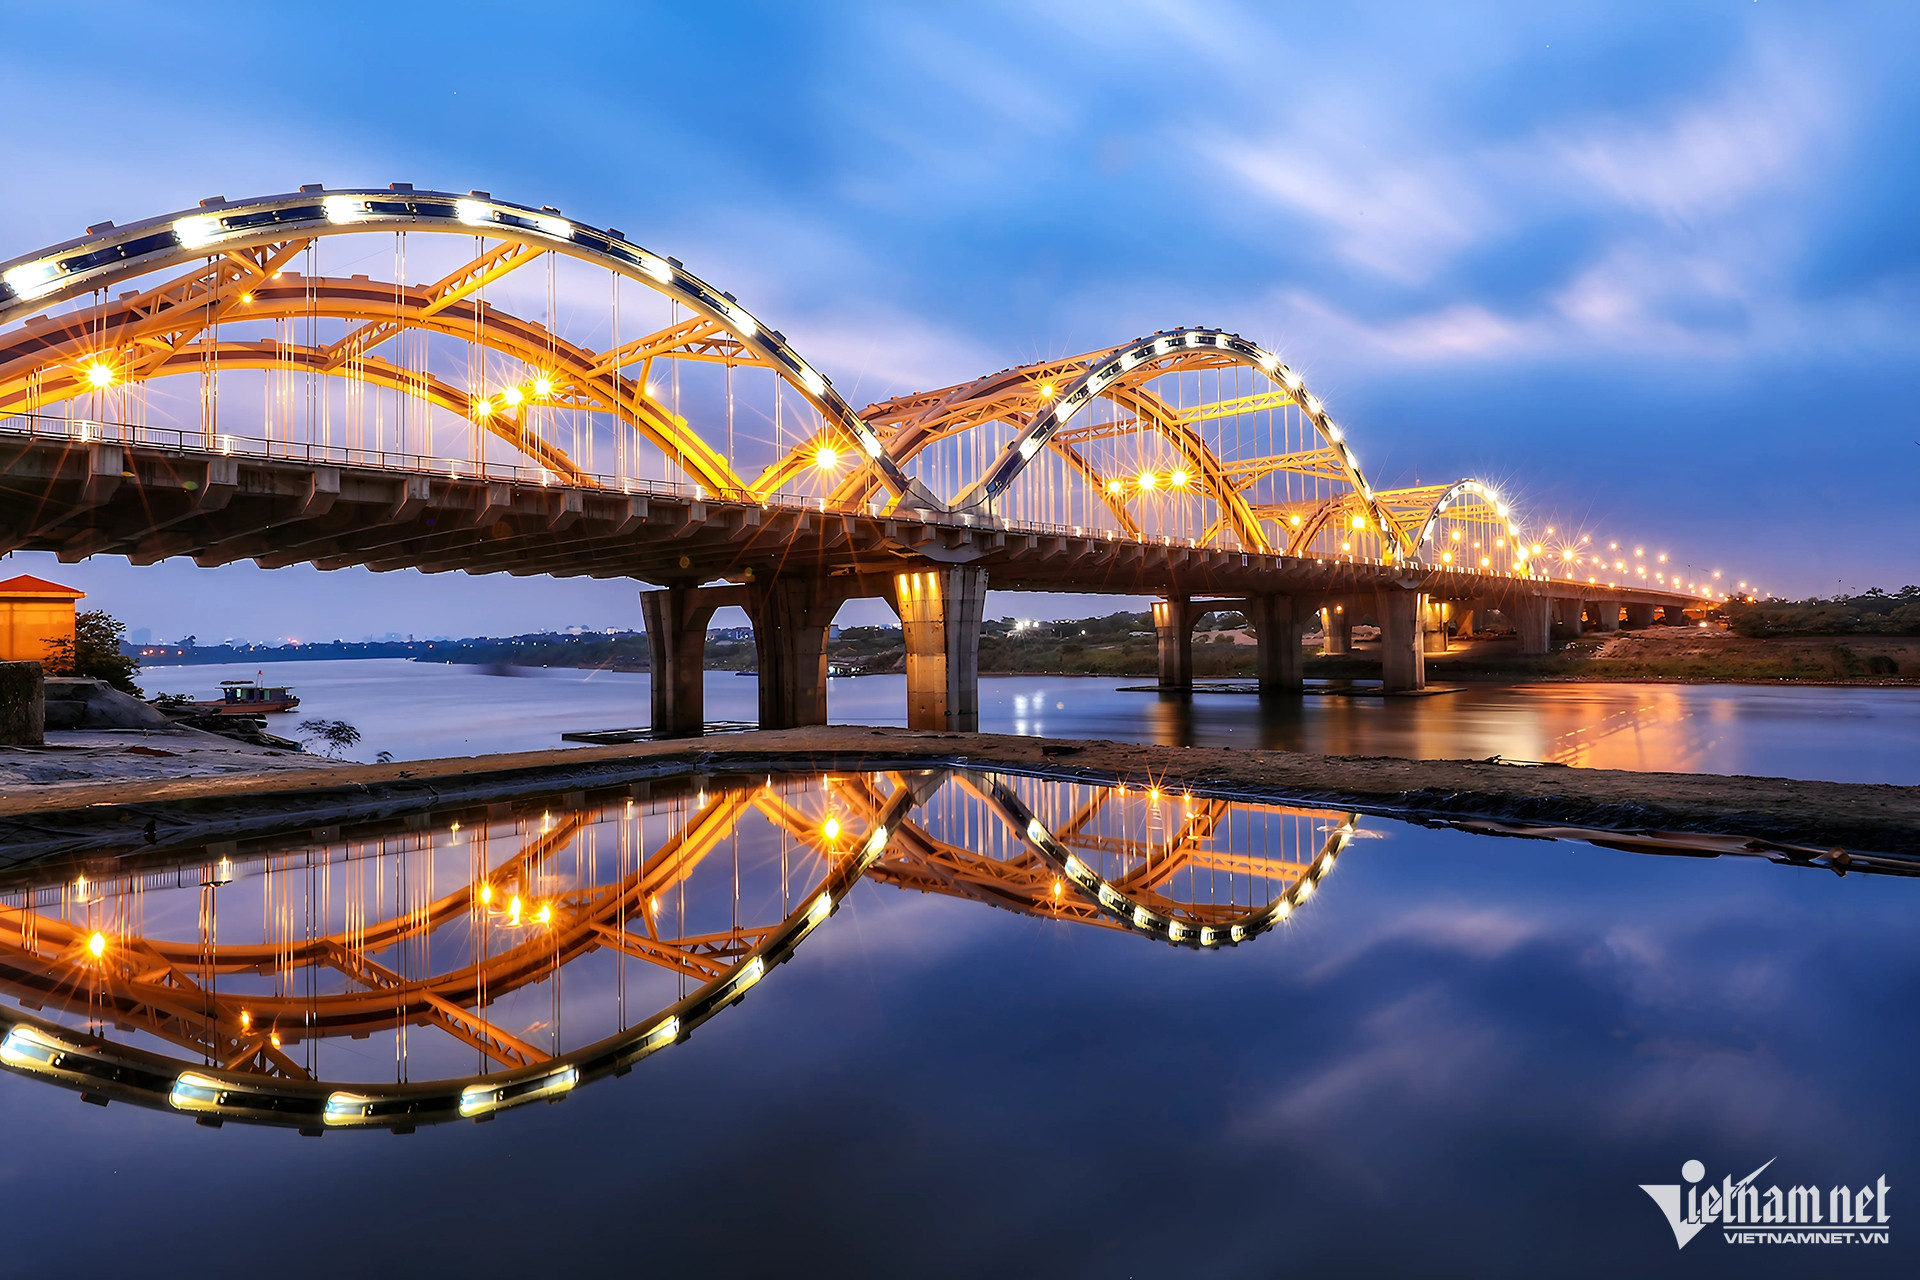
[1423,600,1450,654]
[1376,589,1426,692]
[1320,604,1352,655]
[1554,597,1585,639]
[1590,602,1620,632]
[897,567,987,731]
[1510,595,1551,656]
[1247,594,1305,694]
[640,585,724,738]
[1452,603,1477,637]
[1153,597,1195,692]
[748,576,850,730]
[1661,604,1690,626]
[1624,603,1657,629]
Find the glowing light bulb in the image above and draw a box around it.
[1169,469,1190,489]
[815,445,839,471]
[85,363,114,388]
[1038,382,1055,399]
[823,816,841,841]
[87,932,106,958]
[479,883,492,904]
[1105,478,1124,495]
[535,903,552,925]
[1288,514,1302,527]
[1138,470,1157,491]
[502,386,524,407]
[474,398,492,418]
[240,1011,251,1030]
[533,376,553,397]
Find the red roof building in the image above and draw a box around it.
[0,574,86,664]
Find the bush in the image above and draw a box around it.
[43,609,141,694]
[297,718,363,757]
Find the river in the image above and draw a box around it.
[141,659,1920,784]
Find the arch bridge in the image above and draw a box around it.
[0,187,1720,726]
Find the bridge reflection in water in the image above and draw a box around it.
[0,773,1355,1132]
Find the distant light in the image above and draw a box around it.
[535,903,552,925]
[1288,514,1302,527]
[815,445,839,471]
[1105,478,1124,495]
[823,816,841,841]
[502,386,524,407]
[85,362,115,388]
[479,883,492,904]
[1138,470,1158,491]
[474,398,493,418]
[1038,382,1056,399]
[87,931,105,958]
[1168,468,1190,489]
[533,377,553,397]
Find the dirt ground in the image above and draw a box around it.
[1,726,1912,871]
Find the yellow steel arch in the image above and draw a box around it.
[0,186,934,506]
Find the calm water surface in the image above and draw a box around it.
[0,768,1911,1277]
[145,659,1920,783]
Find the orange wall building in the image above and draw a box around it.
[0,574,85,664]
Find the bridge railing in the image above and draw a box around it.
[0,408,1585,582]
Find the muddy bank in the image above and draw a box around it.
[0,727,1913,869]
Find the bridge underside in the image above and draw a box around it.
[0,435,1702,731]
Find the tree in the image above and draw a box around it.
[43,609,142,694]
[297,718,363,758]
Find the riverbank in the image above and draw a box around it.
[2,727,1913,870]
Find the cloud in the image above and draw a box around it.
[1203,128,1495,285]
[1548,51,1839,225]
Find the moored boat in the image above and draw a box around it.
[193,679,301,714]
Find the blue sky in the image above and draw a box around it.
[3,0,1916,639]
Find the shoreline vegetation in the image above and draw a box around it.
[129,589,1920,688]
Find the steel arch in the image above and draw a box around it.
[952,327,1412,559]
[0,186,936,507]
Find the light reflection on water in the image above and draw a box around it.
[141,659,1920,783]
[0,766,1913,1274]
[0,771,1356,1126]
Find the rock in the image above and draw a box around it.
[43,678,174,731]
[0,661,44,746]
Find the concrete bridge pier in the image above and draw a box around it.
[1554,597,1585,640]
[640,583,733,737]
[1660,604,1690,626]
[1423,599,1451,654]
[1320,603,1353,655]
[1589,602,1620,633]
[1153,596,1195,692]
[1509,595,1552,655]
[1246,594,1306,694]
[749,575,852,730]
[896,567,988,731]
[1375,589,1427,692]
[1624,603,1658,629]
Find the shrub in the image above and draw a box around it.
[43,609,142,694]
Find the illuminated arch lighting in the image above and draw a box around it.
[0,187,932,509]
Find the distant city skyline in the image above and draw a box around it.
[4,1,1915,636]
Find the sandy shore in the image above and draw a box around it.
[0,726,1913,870]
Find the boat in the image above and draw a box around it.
[193,679,301,714]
